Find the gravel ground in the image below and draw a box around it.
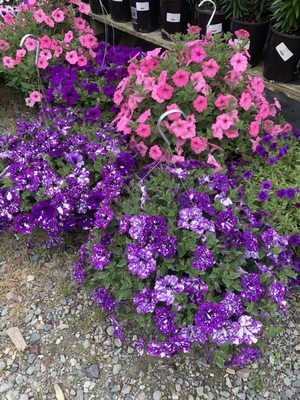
[1,84,300,400]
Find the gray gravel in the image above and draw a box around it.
[0,232,300,400]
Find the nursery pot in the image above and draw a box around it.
[263,27,300,83]
[160,0,190,40]
[195,6,229,35]
[109,0,131,22]
[231,19,270,66]
[130,0,159,32]
[89,0,110,14]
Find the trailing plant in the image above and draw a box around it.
[229,127,300,241]
[0,106,135,246]
[271,0,300,34]
[75,160,299,365]
[113,29,287,168]
[0,0,97,98]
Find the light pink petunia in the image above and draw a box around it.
[172,69,189,87]
[193,95,208,113]
[3,56,15,69]
[190,46,206,63]
[149,145,163,161]
[239,92,252,111]
[202,59,220,78]
[190,137,208,154]
[216,114,234,130]
[52,9,65,23]
[230,53,248,72]
[65,51,79,65]
[136,124,151,138]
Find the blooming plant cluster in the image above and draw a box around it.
[41,42,141,117]
[0,106,135,247]
[0,0,97,98]
[114,30,288,168]
[230,128,300,241]
[77,161,299,366]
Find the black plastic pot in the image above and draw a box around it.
[263,27,300,83]
[160,0,190,40]
[109,0,131,22]
[231,19,270,66]
[89,0,110,14]
[195,6,229,35]
[130,0,159,32]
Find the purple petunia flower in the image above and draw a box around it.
[289,234,300,247]
[268,282,287,315]
[227,347,260,367]
[285,188,296,199]
[242,170,252,180]
[126,243,156,279]
[154,275,184,306]
[154,307,179,335]
[133,288,158,313]
[260,180,272,191]
[257,191,269,202]
[84,106,101,122]
[194,302,225,334]
[276,189,286,198]
[153,235,177,259]
[94,205,114,229]
[192,245,215,271]
[241,274,264,302]
[216,209,237,234]
[92,287,117,312]
[90,242,111,270]
[220,292,245,319]
[108,316,125,341]
[73,261,85,286]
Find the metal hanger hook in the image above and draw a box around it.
[156,109,188,147]
[20,34,40,65]
[197,0,217,33]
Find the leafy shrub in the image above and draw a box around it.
[219,0,272,21]
[0,106,135,246]
[113,30,287,168]
[271,0,300,34]
[76,160,299,366]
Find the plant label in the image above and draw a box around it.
[276,42,293,62]
[207,23,222,34]
[112,0,123,2]
[234,38,250,50]
[131,7,137,19]
[166,13,181,23]
[136,2,150,11]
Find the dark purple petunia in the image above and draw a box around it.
[257,191,269,202]
[260,180,272,191]
[84,106,101,122]
[61,86,80,105]
[285,188,296,199]
[276,189,286,198]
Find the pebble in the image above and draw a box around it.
[30,332,40,343]
[236,368,250,379]
[0,383,13,394]
[122,384,132,395]
[19,395,29,400]
[0,360,6,371]
[76,389,84,400]
[153,390,162,400]
[113,364,122,375]
[83,364,99,379]
[111,384,121,393]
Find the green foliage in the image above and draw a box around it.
[272,0,300,33]
[219,0,272,21]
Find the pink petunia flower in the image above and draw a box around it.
[212,123,223,139]
[235,29,250,39]
[40,49,52,60]
[64,31,74,44]
[249,137,261,151]
[166,104,181,121]
[4,13,14,26]
[187,25,201,35]
[156,83,174,101]
[170,119,189,138]
[3,56,15,69]
[190,137,208,154]
[172,155,185,163]
[224,129,239,138]
[24,38,37,52]
[52,9,65,23]
[149,145,163,161]
[193,95,208,113]
[78,2,90,15]
[39,36,52,49]
[214,94,235,110]
[135,141,148,157]
[249,120,260,137]
[37,56,48,69]
[190,72,209,95]
[29,90,41,103]
[230,53,248,72]
[16,49,26,59]
[180,121,196,140]
[207,154,222,171]
[0,39,9,51]
[44,17,54,28]
[25,97,35,107]
[79,34,97,49]
[190,46,206,63]
[202,59,220,78]
[73,17,86,31]
[54,46,63,58]
[137,109,151,124]
[136,124,151,138]
[216,113,234,130]
[77,54,87,67]
[172,69,189,87]
[65,51,79,65]
[239,92,252,111]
